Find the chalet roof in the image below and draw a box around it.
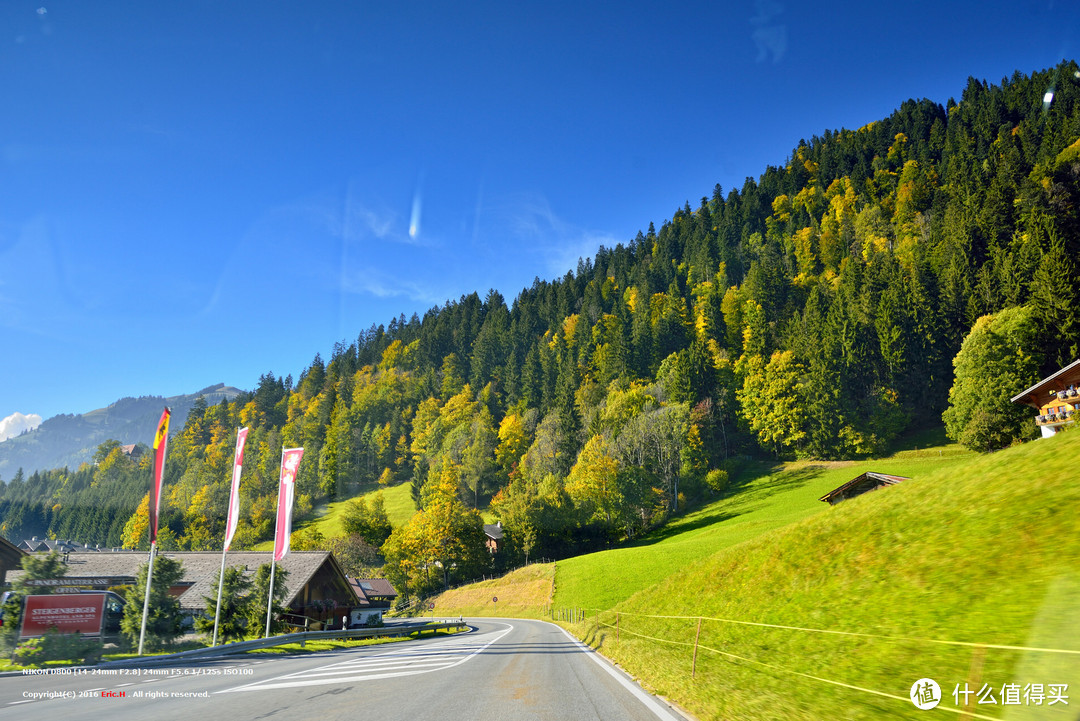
[353,578,397,598]
[17,539,98,553]
[0,536,26,557]
[483,523,504,541]
[819,472,909,504]
[0,536,24,585]
[0,536,26,565]
[8,551,344,611]
[348,578,397,608]
[1011,358,1080,407]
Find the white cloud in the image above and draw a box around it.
[750,0,787,64]
[0,411,42,442]
[493,192,621,276]
[339,265,448,305]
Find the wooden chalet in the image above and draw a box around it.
[483,522,504,554]
[119,444,144,460]
[819,472,909,506]
[346,577,398,626]
[0,536,27,586]
[8,551,358,629]
[1010,358,1080,438]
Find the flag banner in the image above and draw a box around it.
[273,447,304,561]
[149,407,171,543]
[223,427,249,551]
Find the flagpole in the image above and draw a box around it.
[265,557,277,638]
[212,546,227,646]
[266,446,285,638]
[138,541,156,655]
[139,407,170,657]
[213,426,246,647]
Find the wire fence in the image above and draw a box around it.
[549,607,1076,719]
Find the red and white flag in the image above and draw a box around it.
[223,427,249,551]
[273,447,304,561]
[149,407,171,543]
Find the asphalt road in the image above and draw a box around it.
[0,619,686,721]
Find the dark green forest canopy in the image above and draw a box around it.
[3,62,1079,568]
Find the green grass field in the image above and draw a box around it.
[432,563,555,618]
[309,481,418,535]
[433,429,1079,719]
[252,481,417,550]
[553,448,977,611]
[555,430,1080,720]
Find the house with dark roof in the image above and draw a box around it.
[1011,358,1080,438]
[8,551,360,629]
[483,523,504,554]
[819,472,909,506]
[119,444,144,461]
[0,536,27,585]
[346,577,398,626]
[16,538,101,554]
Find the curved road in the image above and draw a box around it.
[0,619,686,721]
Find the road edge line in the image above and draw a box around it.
[554,623,688,721]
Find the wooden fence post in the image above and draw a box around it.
[962,645,986,719]
[692,618,702,679]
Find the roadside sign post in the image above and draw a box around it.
[493,596,498,615]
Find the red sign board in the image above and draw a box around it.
[21,594,106,638]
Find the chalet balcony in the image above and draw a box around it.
[1055,388,1079,401]
[1036,409,1075,426]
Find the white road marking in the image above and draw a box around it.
[556,625,685,721]
[218,625,513,693]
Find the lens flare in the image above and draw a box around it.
[409,193,421,239]
[409,172,424,240]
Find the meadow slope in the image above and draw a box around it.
[437,432,1080,719]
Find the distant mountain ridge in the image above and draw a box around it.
[0,384,244,478]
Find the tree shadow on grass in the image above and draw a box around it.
[731,464,828,504]
[630,464,831,548]
[627,509,740,546]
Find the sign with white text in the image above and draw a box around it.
[20,594,106,638]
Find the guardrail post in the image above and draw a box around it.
[692,618,702,679]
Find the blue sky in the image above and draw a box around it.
[1,1,1077,428]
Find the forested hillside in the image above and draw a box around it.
[3,63,1078,594]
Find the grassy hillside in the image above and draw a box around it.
[570,431,1080,720]
[308,481,418,535]
[430,563,555,618]
[553,446,976,611]
[435,430,1080,719]
[252,481,417,551]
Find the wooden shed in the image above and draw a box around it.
[819,472,909,506]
